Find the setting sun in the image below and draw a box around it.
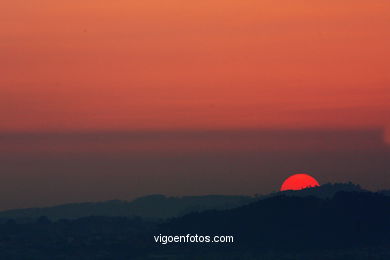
[280,173,320,191]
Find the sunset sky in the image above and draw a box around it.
[1,0,389,132]
[0,1,389,210]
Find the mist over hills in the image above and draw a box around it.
[0,183,373,221]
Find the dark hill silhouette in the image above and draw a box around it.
[272,182,363,199]
[164,191,390,251]
[0,190,390,259]
[0,194,252,221]
[0,183,373,222]
[379,189,390,196]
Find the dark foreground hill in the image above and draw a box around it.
[165,191,390,250]
[0,190,389,259]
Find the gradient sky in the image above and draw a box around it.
[1,0,389,131]
[0,1,390,210]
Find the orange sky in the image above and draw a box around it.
[1,0,389,132]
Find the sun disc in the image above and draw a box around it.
[280,173,320,191]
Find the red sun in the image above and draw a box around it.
[280,173,320,191]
